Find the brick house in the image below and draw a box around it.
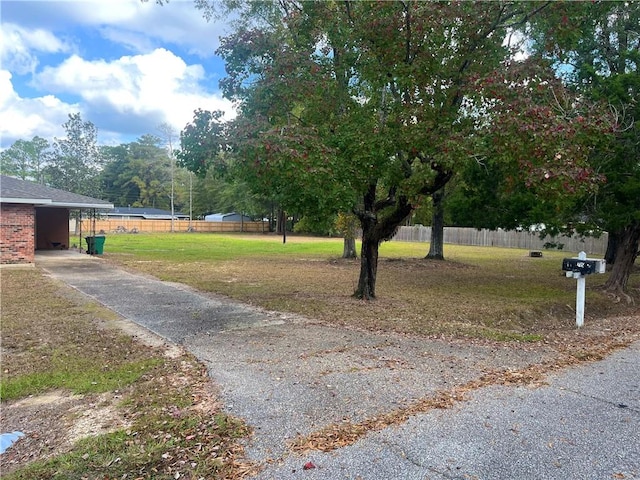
[0,175,113,265]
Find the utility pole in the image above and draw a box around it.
[171,155,175,233]
[189,172,193,230]
[158,123,177,233]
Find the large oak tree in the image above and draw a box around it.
[189,1,605,299]
[194,1,519,297]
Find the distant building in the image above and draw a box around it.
[204,212,253,222]
[107,207,189,221]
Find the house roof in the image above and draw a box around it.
[108,207,189,219]
[0,175,114,209]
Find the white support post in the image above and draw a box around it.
[575,251,587,327]
[562,251,605,329]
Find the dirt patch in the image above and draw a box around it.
[0,353,246,478]
[1,390,128,468]
[0,323,188,474]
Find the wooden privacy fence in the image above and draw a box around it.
[77,219,267,234]
[393,225,608,255]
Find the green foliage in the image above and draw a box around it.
[191,167,271,219]
[448,156,541,230]
[177,109,275,219]
[0,136,50,182]
[484,64,611,199]
[334,212,359,240]
[293,214,337,236]
[100,134,190,210]
[525,1,640,231]
[526,1,640,291]
[177,109,227,178]
[45,113,104,196]
[196,1,611,297]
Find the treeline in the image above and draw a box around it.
[0,115,273,222]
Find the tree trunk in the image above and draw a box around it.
[352,162,452,300]
[353,185,414,299]
[276,208,285,234]
[604,231,619,265]
[354,222,379,299]
[342,238,357,259]
[602,223,640,298]
[277,208,286,243]
[426,187,445,260]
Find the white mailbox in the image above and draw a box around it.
[563,251,606,327]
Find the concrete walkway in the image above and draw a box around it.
[38,252,639,479]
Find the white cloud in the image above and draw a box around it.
[98,27,156,54]
[0,70,77,145]
[31,48,235,141]
[0,22,73,75]
[4,1,228,58]
[77,1,228,57]
[504,29,530,62]
[0,1,234,148]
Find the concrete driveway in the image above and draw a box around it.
[38,251,639,479]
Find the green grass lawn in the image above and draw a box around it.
[86,232,349,260]
[87,232,639,341]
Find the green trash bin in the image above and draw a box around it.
[85,235,106,255]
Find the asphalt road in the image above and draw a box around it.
[38,251,639,479]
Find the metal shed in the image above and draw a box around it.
[204,213,253,222]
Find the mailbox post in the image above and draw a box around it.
[561,251,606,327]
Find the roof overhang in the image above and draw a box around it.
[1,197,114,209]
[50,202,114,209]
[0,197,53,205]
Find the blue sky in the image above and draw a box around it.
[0,0,235,149]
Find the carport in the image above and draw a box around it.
[0,175,113,264]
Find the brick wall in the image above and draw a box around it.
[0,203,35,264]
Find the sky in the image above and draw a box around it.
[0,0,236,149]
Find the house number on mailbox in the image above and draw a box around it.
[561,251,606,327]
